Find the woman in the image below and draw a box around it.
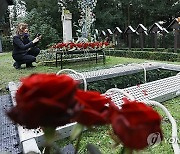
[12,23,41,69]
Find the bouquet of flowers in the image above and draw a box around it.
[50,41,110,51]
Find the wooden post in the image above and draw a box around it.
[167,18,180,52]
[113,27,122,49]
[174,30,178,52]
[154,33,157,50]
[128,33,132,50]
[124,26,135,50]
[140,33,143,50]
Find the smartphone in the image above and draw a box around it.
[36,33,41,37]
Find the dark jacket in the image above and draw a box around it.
[12,33,35,56]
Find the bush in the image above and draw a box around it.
[21,8,60,50]
[105,50,180,62]
[87,69,178,93]
[1,36,13,52]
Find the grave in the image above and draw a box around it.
[6,62,180,153]
[61,7,72,43]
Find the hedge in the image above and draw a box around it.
[105,50,180,62]
[86,69,178,93]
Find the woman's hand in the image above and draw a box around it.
[32,37,40,44]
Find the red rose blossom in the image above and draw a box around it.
[73,90,111,126]
[110,99,163,150]
[7,73,79,129]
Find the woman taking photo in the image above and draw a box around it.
[12,23,41,69]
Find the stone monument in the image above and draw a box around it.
[61,7,72,43]
[78,0,97,40]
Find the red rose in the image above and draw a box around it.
[56,43,64,48]
[110,99,163,150]
[83,43,89,49]
[7,73,79,129]
[103,41,109,46]
[89,42,96,49]
[73,90,111,126]
[76,43,83,49]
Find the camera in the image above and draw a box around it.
[36,33,41,37]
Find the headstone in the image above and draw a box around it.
[113,27,122,48]
[167,17,180,52]
[136,24,148,50]
[61,7,72,43]
[124,26,136,49]
[149,23,163,50]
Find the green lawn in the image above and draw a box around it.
[1,52,180,94]
[0,52,149,94]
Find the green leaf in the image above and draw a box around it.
[70,123,84,140]
[86,143,102,154]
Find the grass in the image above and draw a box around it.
[1,52,180,94]
[0,52,151,94]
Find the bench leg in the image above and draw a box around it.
[56,53,58,67]
[103,51,106,64]
[61,53,63,69]
[96,52,98,63]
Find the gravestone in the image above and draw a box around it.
[61,7,72,43]
[78,0,97,39]
[149,23,163,50]
[124,26,136,49]
[136,24,148,50]
[113,27,122,48]
[168,17,180,52]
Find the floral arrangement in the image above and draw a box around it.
[50,41,110,51]
[7,73,163,154]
